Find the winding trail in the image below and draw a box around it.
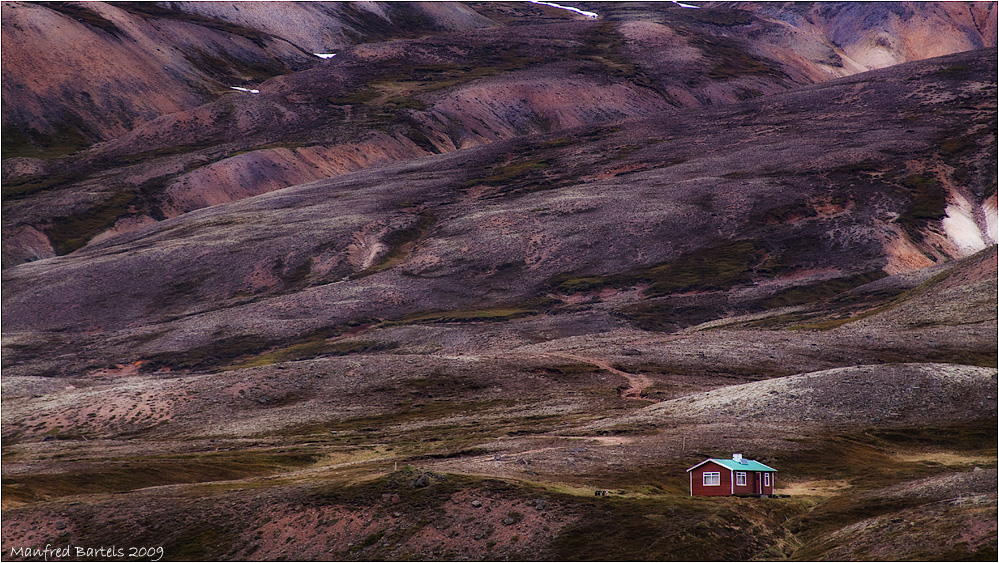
[545,352,655,402]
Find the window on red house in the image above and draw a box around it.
[703,472,720,486]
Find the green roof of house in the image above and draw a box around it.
[688,458,777,472]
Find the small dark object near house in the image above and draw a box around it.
[687,453,777,496]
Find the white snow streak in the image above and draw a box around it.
[528,1,598,18]
[314,53,337,59]
[229,87,260,94]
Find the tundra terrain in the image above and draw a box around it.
[2,2,997,561]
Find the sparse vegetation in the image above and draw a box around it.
[686,34,785,81]
[39,2,124,36]
[758,271,887,309]
[1,169,91,200]
[460,159,551,188]
[897,174,947,242]
[1,117,94,160]
[1,450,318,503]
[553,240,761,298]
[351,213,436,278]
[574,21,638,78]
[228,339,391,370]
[46,192,137,255]
[934,64,971,76]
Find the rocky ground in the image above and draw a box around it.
[2,2,997,561]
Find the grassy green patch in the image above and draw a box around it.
[552,240,762,298]
[934,64,971,76]
[40,2,124,36]
[616,302,726,332]
[830,161,882,175]
[120,2,276,47]
[383,96,428,111]
[142,335,271,372]
[1,116,93,160]
[228,339,391,370]
[682,8,755,27]
[643,240,761,297]
[165,527,241,562]
[547,494,805,561]
[283,399,513,441]
[759,272,887,310]
[555,276,608,293]
[1,169,91,200]
[0,449,318,504]
[329,49,543,116]
[329,88,381,105]
[185,47,290,84]
[761,201,818,224]
[923,348,999,369]
[538,137,575,149]
[939,137,976,157]
[389,307,536,325]
[775,422,996,489]
[581,422,661,436]
[460,159,551,188]
[783,421,997,559]
[788,261,967,331]
[384,296,559,327]
[104,143,215,168]
[46,192,137,255]
[574,21,638,78]
[351,212,436,278]
[897,174,947,242]
[686,34,784,81]
[534,363,602,376]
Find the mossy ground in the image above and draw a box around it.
[1,449,318,503]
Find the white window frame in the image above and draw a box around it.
[763,473,771,486]
[703,472,720,486]
[735,472,747,486]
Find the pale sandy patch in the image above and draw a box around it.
[892,452,997,466]
[780,480,851,497]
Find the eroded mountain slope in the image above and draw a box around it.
[0,0,496,154]
[4,1,996,266]
[3,48,995,381]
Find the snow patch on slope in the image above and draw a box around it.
[942,192,995,256]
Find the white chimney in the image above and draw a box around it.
[733,453,745,464]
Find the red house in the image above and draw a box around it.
[687,454,777,497]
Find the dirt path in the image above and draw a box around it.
[545,352,655,401]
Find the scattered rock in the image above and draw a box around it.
[502,517,515,526]
[471,500,482,507]
[55,521,67,530]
